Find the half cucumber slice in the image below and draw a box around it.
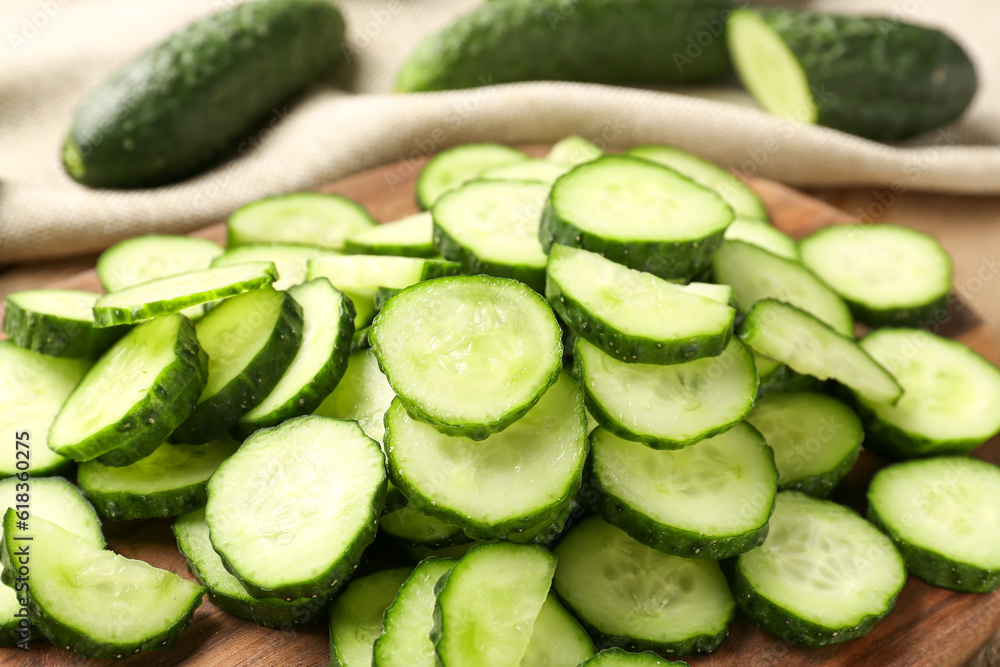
[345,212,436,258]
[521,593,597,667]
[211,242,341,291]
[314,348,395,445]
[371,276,562,440]
[374,557,455,667]
[206,416,386,599]
[48,313,208,467]
[227,192,377,250]
[4,289,126,359]
[329,567,413,667]
[732,491,906,646]
[416,143,527,209]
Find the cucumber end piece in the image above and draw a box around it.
[62,136,87,183]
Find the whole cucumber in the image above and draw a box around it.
[62,0,345,189]
[396,0,735,93]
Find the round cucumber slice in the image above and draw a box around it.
[314,349,395,445]
[379,503,466,548]
[416,143,527,209]
[345,212,436,258]
[329,567,412,666]
[97,235,223,294]
[724,217,798,259]
[226,192,377,250]
[480,158,572,186]
[211,242,341,291]
[3,289,127,359]
[547,135,603,166]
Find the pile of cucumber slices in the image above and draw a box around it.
[3,136,1000,664]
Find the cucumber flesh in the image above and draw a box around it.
[416,143,526,209]
[520,593,596,667]
[379,503,465,548]
[345,212,437,258]
[97,235,224,293]
[724,217,798,260]
[227,192,376,250]
[373,557,455,667]
[329,567,412,667]
[480,158,572,186]
[314,349,395,445]
[211,242,341,291]
[582,648,691,666]
[547,136,603,166]
[3,289,126,359]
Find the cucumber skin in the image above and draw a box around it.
[847,293,950,329]
[63,0,345,189]
[582,648,691,666]
[172,291,304,444]
[53,315,209,467]
[546,271,733,365]
[433,218,545,293]
[80,476,208,522]
[756,362,818,398]
[396,0,734,92]
[850,401,981,460]
[3,298,127,359]
[781,444,860,499]
[749,9,977,142]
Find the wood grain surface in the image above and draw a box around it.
[3,147,999,666]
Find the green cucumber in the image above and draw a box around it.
[727,8,977,141]
[480,158,573,186]
[582,649,691,666]
[724,217,798,260]
[541,155,734,280]
[314,349,395,445]
[211,242,341,291]
[520,593,597,666]
[206,416,386,599]
[345,212,437,258]
[97,235,224,293]
[379,504,466,549]
[328,567,412,667]
[227,193,377,250]
[374,557,455,667]
[547,136,603,166]
[752,348,816,397]
[416,143,527,209]
[62,0,346,188]
[3,290,126,359]
[48,314,208,467]
[78,438,238,520]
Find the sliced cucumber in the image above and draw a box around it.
[745,391,863,497]
[480,158,572,186]
[314,349,395,445]
[520,593,597,667]
[433,542,556,666]
[855,328,1000,458]
[0,510,203,659]
[234,279,354,438]
[329,567,412,667]
[0,342,88,477]
[628,144,768,220]
[677,281,733,305]
[800,224,952,327]
[211,242,341,291]
[403,540,477,563]
[49,313,208,467]
[96,234,223,293]
[868,457,1000,593]
[92,261,277,327]
[588,422,776,559]
[553,516,734,656]
[547,135,603,166]
[345,212,436,258]
[582,648,691,666]
[373,557,455,667]
[752,348,816,397]
[173,509,330,628]
[4,289,126,359]
[724,217,798,260]
[379,503,466,548]
[712,240,853,336]
[740,299,902,405]
[384,371,586,538]
[78,437,238,520]
[547,245,734,364]
[416,143,526,209]
[227,192,376,250]
[172,287,303,443]
[206,416,385,599]
[370,276,562,440]
[433,179,550,290]
[732,491,906,646]
[575,337,758,449]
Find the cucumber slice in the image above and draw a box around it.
[0,510,203,659]
[740,299,902,405]
[868,457,1000,593]
[373,557,455,667]
[172,287,303,443]
[4,290,126,359]
[404,540,477,563]
[345,212,436,258]
[314,349,395,445]
[0,342,88,477]
[745,391,863,497]
[588,422,776,559]
[575,337,758,449]
[677,281,733,305]
[234,279,354,438]
[724,217,798,260]
[92,261,278,327]
[521,593,597,667]
[732,491,906,646]
[433,542,556,666]
[480,158,573,186]
[553,516,734,656]
[206,415,386,599]
[371,276,562,440]
[547,135,603,166]
[752,348,816,397]
[541,155,734,280]
[78,437,238,520]
[628,145,768,221]
[799,224,952,327]
[504,497,575,547]
[96,234,223,293]
[385,371,586,538]
[416,143,527,209]
[855,328,1000,458]
[547,245,735,364]
[211,242,341,291]
[328,567,412,667]
[49,314,208,467]
[712,240,853,336]
[173,509,330,629]
[227,192,376,250]
[433,179,550,290]
[582,648,691,666]
[380,503,466,548]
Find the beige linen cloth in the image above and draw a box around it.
[1,0,999,264]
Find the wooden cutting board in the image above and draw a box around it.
[7,146,1000,667]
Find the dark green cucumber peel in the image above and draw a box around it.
[2,291,127,359]
[850,403,977,460]
[756,362,818,398]
[63,0,346,189]
[782,445,860,499]
[396,0,735,92]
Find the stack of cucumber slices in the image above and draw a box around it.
[2,136,1000,663]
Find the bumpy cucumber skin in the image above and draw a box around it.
[63,0,346,189]
[52,315,209,467]
[3,295,127,359]
[849,295,949,329]
[80,476,207,521]
[546,270,733,365]
[746,9,977,142]
[172,290,304,444]
[433,214,546,292]
[396,0,734,92]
